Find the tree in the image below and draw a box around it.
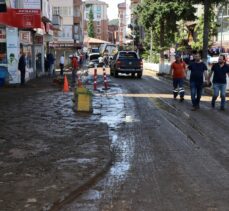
[87,7,95,38]
[109,19,119,26]
[191,0,228,62]
[136,0,196,63]
[191,11,219,51]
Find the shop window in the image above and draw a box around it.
[0,43,7,64]
[23,46,33,69]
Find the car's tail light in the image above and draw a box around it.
[116,60,121,67]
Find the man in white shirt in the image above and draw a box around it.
[59,55,65,76]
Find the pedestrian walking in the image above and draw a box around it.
[59,54,65,76]
[170,55,187,102]
[208,55,229,110]
[47,52,55,77]
[188,53,208,111]
[18,52,26,85]
[71,54,79,86]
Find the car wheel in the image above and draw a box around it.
[137,72,142,78]
[131,73,135,77]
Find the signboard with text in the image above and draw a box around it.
[19,31,32,44]
[0,8,41,28]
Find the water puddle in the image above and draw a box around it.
[68,87,136,207]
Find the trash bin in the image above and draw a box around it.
[0,66,8,87]
[74,87,93,112]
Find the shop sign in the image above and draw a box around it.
[0,28,6,42]
[19,31,32,44]
[0,8,41,28]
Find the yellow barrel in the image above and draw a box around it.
[74,87,93,112]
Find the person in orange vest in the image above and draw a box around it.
[71,54,79,86]
[170,55,187,102]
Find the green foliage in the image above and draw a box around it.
[87,7,95,38]
[135,0,196,59]
[142,51,160,63]
[174,21,189,51]
[191,9,219,51]
[109,19,119,25]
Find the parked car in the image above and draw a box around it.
[110,51,143,78]
[91,48,99,53]
[208,53,229,64]
[99,43,118,57]
[87,53,104,68]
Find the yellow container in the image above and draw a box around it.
[75,87,93,112]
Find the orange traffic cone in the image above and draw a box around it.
[63,75,69,92]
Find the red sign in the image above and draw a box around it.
[0,8,41,28]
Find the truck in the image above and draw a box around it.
[110,51,143,78]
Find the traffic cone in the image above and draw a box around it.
[63,75,69,92]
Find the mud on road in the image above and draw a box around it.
[60,70,229,211]
[0,77,114,211]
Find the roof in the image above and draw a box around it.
[84,37,111,44]
[83,0,108,6]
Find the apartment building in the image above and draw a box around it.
[108,25,118,44]
[216,3,229,52]
[118,2,126,46]
[82,0,108,41]
[49,0,83,65]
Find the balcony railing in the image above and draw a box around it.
[52,15,62,26]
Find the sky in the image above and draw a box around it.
[103,0,130,20]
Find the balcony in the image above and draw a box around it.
[52,15,62,26]
[52,15,62,31]
[131,0,140,4]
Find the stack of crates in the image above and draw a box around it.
[74,87,93,112]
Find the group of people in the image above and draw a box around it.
[170,53,229,111]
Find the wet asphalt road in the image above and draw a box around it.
[60,69,229,211]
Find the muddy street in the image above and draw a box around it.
[59,69,229,211]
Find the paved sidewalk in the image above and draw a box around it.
[0,76,112,211]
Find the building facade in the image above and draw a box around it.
[0,0,53,84]
[118,2,126,46]
[49,0,83,66]
[108,25,118,44]
[82,0,108,41]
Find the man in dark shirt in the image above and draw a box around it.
[208,55,229,110]
[18,52,26,85]
[188,53,208,110]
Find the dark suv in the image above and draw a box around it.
[110,51,143,78]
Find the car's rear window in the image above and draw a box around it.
[89,54,100,60]
[119,52,137,59]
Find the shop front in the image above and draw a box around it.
[19,30,35,81]
[0,26,7,85]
